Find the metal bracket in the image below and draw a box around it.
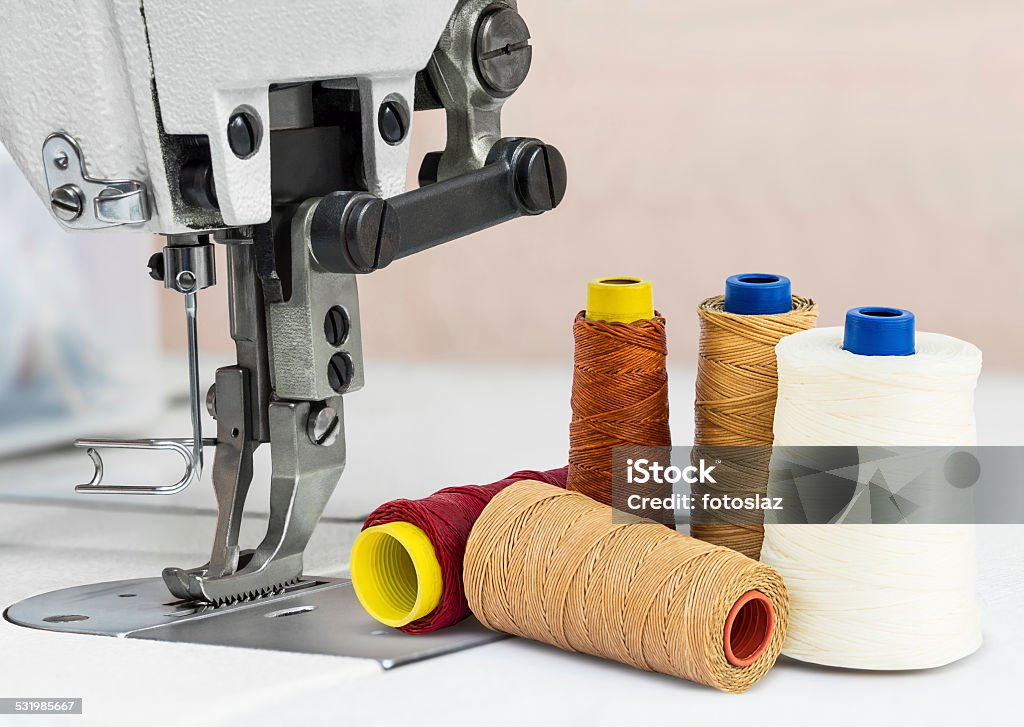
[265,200,365,401]
[424,0,530,182]
[42,132,150,229]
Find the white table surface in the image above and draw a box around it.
[0,362,1021,726]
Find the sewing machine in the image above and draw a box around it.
[0,0,564,660]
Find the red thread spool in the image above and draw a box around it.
[356,467,568,634]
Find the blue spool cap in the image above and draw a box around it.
[723,273,793,315]
[843,307,916,356]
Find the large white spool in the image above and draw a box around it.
[760,326,983,670]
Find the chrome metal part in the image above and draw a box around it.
[49,184,84,221]
[162,398,346,603]
[224,236,273,442]
[475,5,532,95]
[4,577,505,667]
[173,366,255,592]
[162,243,217,293]
[75,287,211,495]
[206,384,218,419]
[163,226,326,602]
[266,200,365,401]
[307,405,341,447]
[425,0,526,180]
[41,133,150,229]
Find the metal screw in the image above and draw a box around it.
[327,352,353,394]
[377,100,407,145]
[52,150,69,170]
[227,110,260,158]
[307,406,340,447]
[176,270,197,292]
[515,143,567,213]
[50,184,84,221]
[324,306,350,347]
[475,8,533,95]
[345,196,399,272]
[206,384,218,419]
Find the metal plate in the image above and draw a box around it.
[4,577,504,668]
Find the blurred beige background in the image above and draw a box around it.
[164,0,1024,370]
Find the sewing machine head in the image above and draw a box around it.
[0,0,565,606]
[2,0,548,232]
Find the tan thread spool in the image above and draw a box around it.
[464,481,789,693]
[692,293,817,559]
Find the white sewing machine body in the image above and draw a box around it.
[0,0,462,233]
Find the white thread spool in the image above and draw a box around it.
[760,313,983,670]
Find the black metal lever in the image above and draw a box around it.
[308,137,566,274]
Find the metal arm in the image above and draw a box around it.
[308,137,566,275]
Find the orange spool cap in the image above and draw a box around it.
[724,590,776,667]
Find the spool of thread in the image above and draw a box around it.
[692,274,817,558]
[569,276,672,526]
[759,308,983,669]
[464,481,789,693]
[351,467,567,633]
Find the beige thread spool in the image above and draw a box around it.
[464,481,790,693]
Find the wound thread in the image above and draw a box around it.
[691,293,817,558]
[569,303,672,526]
[356,467,567,634]
[760,326,983,669]
[464,481,789,693]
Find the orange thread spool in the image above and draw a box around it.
[568,277,672,526]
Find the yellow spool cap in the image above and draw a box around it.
[585,276,655,323]
[350,521,443,628]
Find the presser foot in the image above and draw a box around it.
[162,554,303,605]
[160,549,285,604]
[162,398,345,605]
